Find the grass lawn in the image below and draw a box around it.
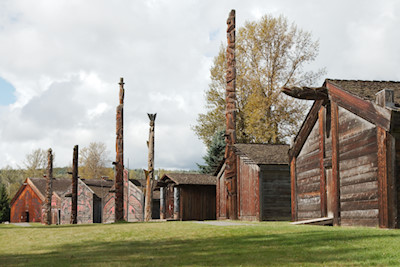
[1,221,400,266]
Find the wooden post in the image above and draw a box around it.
[173,186,180,220]
[44,148,53,225]
[377,127,396,228]
[225,9,237,220]
[318,108,327,218]
[160,187,165,219]
[70,145,78,224]
[144,113,156,221]
[290,157,297,221]
[331,102,340,226]
[114,77,125,222]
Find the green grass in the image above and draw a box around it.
[1,221,400,266]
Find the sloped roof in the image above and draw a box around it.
[161,173,217,185]
[29,177,71,199]
[326,79,400,105]
[82,179,114,199]
[233,144,289,165]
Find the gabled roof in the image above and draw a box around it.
[82,179,114,199]
[29,177,72,200]
[233,144,289,165]
[160,173,217,185]
[326,79,400,105]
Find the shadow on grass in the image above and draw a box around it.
[1,228,398,266]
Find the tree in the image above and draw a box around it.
[0,183,10,222]
[193,15,325,146]
[0,166,25,197]
[197,129,226,174]
[79,142,110,179]
[24,148,47,178]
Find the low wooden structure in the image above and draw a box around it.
[283,79,400,228]
[217,144,291,221]
[158,173,216,221]
[10,177,71,224]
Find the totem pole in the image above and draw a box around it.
[114,77,125,222]
[44,148,53,225]
[70,145,78,224]
[225,9,238,219]
[144,113,156,222]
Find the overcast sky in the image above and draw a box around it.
[0,0,399,171]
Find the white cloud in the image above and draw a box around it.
[0,0,399,170]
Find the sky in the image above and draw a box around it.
[0,0,400,171]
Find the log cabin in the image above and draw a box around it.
[216,144,291,221]
[158,173,216,221]
[283,79,400,228]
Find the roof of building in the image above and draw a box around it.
[326,79,400,104]
[160,173,217,185]
[82,179,114,199]
[29,177,72,199]
[233,144,289,165]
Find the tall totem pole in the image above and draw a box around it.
[144,113,156,222]
[115,77,125,222]
[44,148,53,225]
[70,145,78,224]
[225,9,238,219]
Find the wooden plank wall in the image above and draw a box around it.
[10,185,43,223]
[238,157,260,221]
[261,166,291,221]
[338,107,379,227]
[296,122,322,220]
[217,169,227,219]
[180,185,216,220]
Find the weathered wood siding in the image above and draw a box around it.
[180,185,216,221]
[296,121,321,220]
[103,191,115,223]
[238,157,260,221]
[217,166,227,219]
[126,182,144,222]
[260,165,291,221]
[338,107,379,227]
[10,184,43,223]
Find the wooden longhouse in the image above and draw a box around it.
[10,177,71,224]
[216,144,291,221]
[283,79,400,228]
[158,173,216,221]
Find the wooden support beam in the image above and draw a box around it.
[290,157,297,222]
[376,127,397,228]
[289,100,324,159]
[70,145,78,224]
[318,108,327,218]
[326,82,391,131]
[331,101,340,226]
[173,187,180,220]
[282,86,329,100]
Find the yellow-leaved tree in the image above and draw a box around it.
[193,15,325,146]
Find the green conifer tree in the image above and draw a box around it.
[0,183,10,222]
[197,130,226,174]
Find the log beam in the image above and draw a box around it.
[282,86,329,100]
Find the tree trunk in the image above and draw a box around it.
[144,113,156,222]
[70,145,78,224]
